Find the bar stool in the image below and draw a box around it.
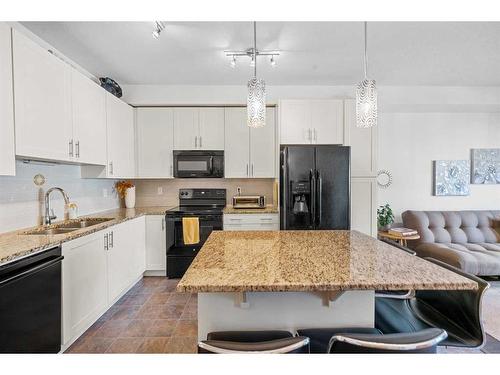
[375,257,489,348]
[198,330,310,354]
[297,327,447,353]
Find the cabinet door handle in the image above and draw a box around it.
[69,139,74,157]
[75,140,80,158]
[162,218,165,231]
[251,163,254,177]
[313,129,317,142]
[109,231,114,248]
[104,233,109,250]
[307,129,311,142]
[199,136,202,148]
[260,217,273,221]
[109,161,113,175]
[195,136,198,148]
[246,164,249,177]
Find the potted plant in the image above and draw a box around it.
[377,203,394,231]
[115,181,136,209]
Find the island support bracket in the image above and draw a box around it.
[234,292,250,309]
[321,291,345,307]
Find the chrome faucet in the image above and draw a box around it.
[44,187,70,225]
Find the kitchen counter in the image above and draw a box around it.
[0,206,173,266]
[177,230,477,293]
[223,205,279,214]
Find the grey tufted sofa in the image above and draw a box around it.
[402,210,500,276]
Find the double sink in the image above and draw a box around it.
[24,218,114,235]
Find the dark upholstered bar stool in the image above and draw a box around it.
[375,258,489,348]
[296,327,447,354]
[198,330,310,354]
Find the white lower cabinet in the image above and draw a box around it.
[62,217,146,348]
[223,213,280,231]
[107,217,146,303]
[145,215,166,274]
[62,230,108,347]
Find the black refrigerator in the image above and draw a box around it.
[280,145,350,230]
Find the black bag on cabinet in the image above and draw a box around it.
[99,77,122,98]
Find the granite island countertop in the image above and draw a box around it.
[223,205,279,214]
[0,206,173,266]
[177,230,477,293]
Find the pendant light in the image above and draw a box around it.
[247,22,266,128]
[356,21,377,128]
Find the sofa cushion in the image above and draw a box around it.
[414,242,500,275]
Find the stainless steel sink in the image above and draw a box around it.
[56,218,113,229]
[24,218,113,235]
[25,227,79,235]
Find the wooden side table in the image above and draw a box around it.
[378,231,420,247]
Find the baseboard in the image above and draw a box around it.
[144,270,166,277]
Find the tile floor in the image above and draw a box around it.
[66,277,500,354]
[65,277,198,354]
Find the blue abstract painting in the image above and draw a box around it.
[433,160,470,196]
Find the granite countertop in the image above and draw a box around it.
[0,206,172,266]
[177,230,477,293]
[223,205,279,214]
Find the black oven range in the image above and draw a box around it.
[165,188,226,278]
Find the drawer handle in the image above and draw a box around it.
[260,218,274,221]
[229,218,243,221]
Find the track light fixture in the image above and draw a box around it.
[152,21,165,40]
[225,40,280,68]
[230,55,237,68]
[270,55,276,67]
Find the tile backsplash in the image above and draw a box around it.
[0,161,120,233]
[132,178,277,207]
[0,161,277,234]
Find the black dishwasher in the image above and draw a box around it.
[0,246,63,353]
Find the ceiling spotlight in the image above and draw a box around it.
[270,55,277,67]
[230,56,236,68]
[152,21,165,40]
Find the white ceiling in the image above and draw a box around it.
[22,21,500,86]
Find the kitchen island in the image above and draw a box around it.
[177,230,477,340]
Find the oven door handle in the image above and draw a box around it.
[209,156,214,173]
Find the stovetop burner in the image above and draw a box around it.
[166,205,224,215]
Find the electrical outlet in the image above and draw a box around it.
[157,186,163,195]
[102,188,108,198]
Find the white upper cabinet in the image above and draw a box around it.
[173,107,225,150]
[224,107,276,178]
[71,69,106,165]
[13,29,72,162]
[224,108,250,178]
[279,99,344,145]
[310,100,344,144]
[173,108,199,150]
[250,108,276,178]
[0,23,15,176]
[136,108,174,178]
[106,93,135,178]
[199,108,225,150]
[343,99,378,177]
[279,100,311,144]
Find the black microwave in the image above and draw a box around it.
[173,150,224,178]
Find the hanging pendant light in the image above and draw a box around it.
[247,22,266,128]
[356,22,377,128]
